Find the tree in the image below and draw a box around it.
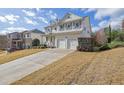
[117,31,124,41]
[108,25,112,43]
[104,26,121,41]
[111,29,119,40]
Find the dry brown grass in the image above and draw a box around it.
[13,51,97,85]
[77,47,124,85]
[0,49,4,53]
[0,50,3,52]
[0,49,46,64]
[13,47,124,85]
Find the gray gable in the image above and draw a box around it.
[30,29,45,34]
[61,12,82,22]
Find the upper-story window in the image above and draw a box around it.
[67,15,70,19]
[48,29,50,31]
[54,27,57,30]
[23,33,30,38]
[73,21,81,29]
[66,23,72,30]
[27,33,30,38]
[75,23,79,28]
[59,25,64,31]
[47,28,51,32]
[67,24,71,28]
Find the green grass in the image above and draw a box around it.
[108,41,124,48]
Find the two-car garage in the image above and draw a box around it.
[57,37,78,50]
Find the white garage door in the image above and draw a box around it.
[68,39,78,49]
[57,39,66,49]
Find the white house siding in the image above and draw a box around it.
[42,35,47,44]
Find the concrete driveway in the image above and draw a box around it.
[0,48,74,85]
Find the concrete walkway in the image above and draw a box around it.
[0,48,74,85]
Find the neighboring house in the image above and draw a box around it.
[7,32,23,50]
[95,28,108,45]
[0,35,7,50]
[44,12,92,50]
[7,29,44,49]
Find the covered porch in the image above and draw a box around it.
[11,40,23,50]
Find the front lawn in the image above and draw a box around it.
[13,47,124,85]
[0,49,4,52]
[0,49,46,64]
[13,51,97,85]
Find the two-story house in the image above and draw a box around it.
[7,29,44,50]
[7,32,23,50]
[44,13,92,50]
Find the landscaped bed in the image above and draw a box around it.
[0,49,46,64]
[13,47,124,85]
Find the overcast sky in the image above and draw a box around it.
[0,8,124,34]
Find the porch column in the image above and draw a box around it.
[16,41,18,49]
[55,37,57,48]
[65,36,68,49]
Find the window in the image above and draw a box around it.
[27,33,30,37]
[68,24,70,28]
[67,23,72,30]
[46,37,48,41]
[76,23,79,28]
[73,21,81,29]
[48,28,52,32]
[67,15,70,19]
[13,42,16,44]
[59,25,64,31]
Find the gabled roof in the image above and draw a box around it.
[61,12,82,22]
[8,32,21,35]
[45,12,82,28]
[60,12,82,23]
[22,29,45,34]
[30,29,45,34]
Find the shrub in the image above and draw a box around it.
[93,47,100,52]
[108,41,124,48]
[40,44,47,48]
[99,44,111,51]
[117,32,124,41]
